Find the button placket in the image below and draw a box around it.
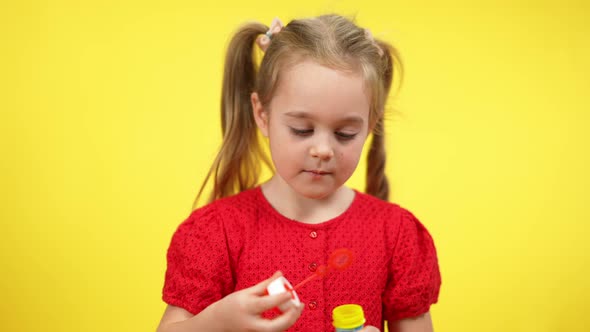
[302,228,324,317]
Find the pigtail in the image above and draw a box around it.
[193,23,272,209]
[376,39,403,99]
[365,39,403,201]
[366,118,389,201]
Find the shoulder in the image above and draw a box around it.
[191,187,259,218]
[352,190,415,222]
[175,187,261,235]
[351,190,435,245]
[167,188,261,256]
[214,186,261,213]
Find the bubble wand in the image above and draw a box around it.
[293,248,354,291]
[265,248,355,311]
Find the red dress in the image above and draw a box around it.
[163,187,441,331]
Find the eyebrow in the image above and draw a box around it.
[284,111,364,125]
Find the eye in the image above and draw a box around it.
[290,127,313,136]
[335,132,357,141]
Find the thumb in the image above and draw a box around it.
[360,326,380,332]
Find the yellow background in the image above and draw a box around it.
[1,0,589,331]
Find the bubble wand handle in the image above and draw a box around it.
[292,273,318,291]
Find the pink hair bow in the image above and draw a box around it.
[256,17,284,52]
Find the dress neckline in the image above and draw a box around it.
[253,186,361,229]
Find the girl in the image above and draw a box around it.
[157,14,441,332]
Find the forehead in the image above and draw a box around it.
[269,60,371,122]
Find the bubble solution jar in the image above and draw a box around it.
[332,304,366,332]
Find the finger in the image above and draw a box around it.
[250,271,284,295]
[257,301,303,331]
[253,291,293,313]
[360,326,380,332]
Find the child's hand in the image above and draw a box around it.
[360,326,380,332]
[211,271,303,332]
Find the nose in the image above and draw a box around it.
[309,137,334,161]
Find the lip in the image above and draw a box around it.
[305,170,332,175]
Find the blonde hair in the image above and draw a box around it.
[194,14,403,209]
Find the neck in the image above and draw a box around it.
[261,176,354,224]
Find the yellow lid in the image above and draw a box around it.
[332,304,366,329]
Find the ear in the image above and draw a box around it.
[251,92,269,137]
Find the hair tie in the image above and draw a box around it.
[256,17,284,52]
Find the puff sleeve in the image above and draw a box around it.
[162,204,235,315]
[383,208,441,321]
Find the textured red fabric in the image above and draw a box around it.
[163,187,441,331]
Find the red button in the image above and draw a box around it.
[308,262,318,272]
[309,231,318,239]
[308,301,317,310]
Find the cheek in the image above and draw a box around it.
[337,141,365,168]
[269,131,296,152]
[268,132,303,168]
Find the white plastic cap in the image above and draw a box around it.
[266,276,301,312]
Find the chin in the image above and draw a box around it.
[292,185,336,200]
